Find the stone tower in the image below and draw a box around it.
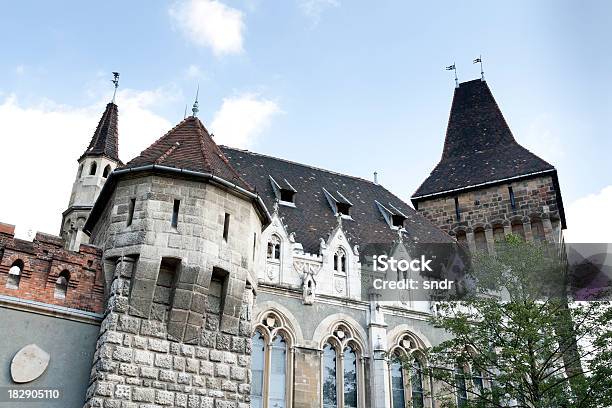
[81,115,270,408]
[412,79,567,248]
[61,102,122,251]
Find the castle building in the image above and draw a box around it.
[0,77,565,408]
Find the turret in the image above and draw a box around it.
[61,99,122,250]
[80,113,270,408]
[412,79,566,249]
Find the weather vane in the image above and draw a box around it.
[111,72,120,103]
[474,55,484,80]
[446,63,458,88]
[191,84,199,117]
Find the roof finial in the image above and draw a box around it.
[191,84,200,117]
[446,63,458,88]
[373,171,378,184]
[184,104,188,119]
[111,72,120,103]
[473,55,484,81]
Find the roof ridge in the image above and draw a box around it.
[194,119,213,170]
[220,145,379,187]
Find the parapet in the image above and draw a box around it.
[0,221,105,314]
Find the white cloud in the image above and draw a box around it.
[185,64,204,79]
[169,0,244,56]
[298,0,339,24]
[210,93,281,148]
[0,89,173,239]
[564,186,612,243]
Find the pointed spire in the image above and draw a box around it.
[80,102,120,162]
[191,85,199,117]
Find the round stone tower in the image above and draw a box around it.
[81,116,270,408]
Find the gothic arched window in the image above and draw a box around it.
[321,324,363,408]
[6,259,24,289]
[54,270,70,299]
[389,333,429,408]
[89,162,97,176]
[102,164,112,178]
[334,248,347,273]
[267,235,281,261]
[251,311,294,408]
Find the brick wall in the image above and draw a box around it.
[0,222,104,313]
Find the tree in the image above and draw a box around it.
[412,235,612,408]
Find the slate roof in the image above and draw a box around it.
[412,79,555,200]
[124,116,253,192]
[220,146,453,254]
[80,102,120,162]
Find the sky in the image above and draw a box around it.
[0,0,610,242]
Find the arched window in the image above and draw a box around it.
[6,259,24,289]
[321,324,363,408]
[511,220,525,239]
[531,218,545,241]
[54,270,70,299]
[267,235,281,260]
[102,164,112,178]
[455,230,467,247]
[89,162,97,176]
[250,311,293,408]
[389,334,428,408]
[334,248,347,272]
[77,164,84,179]
[492,224,505,243]
[474,228,488,254]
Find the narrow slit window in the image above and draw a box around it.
[126,198,135,226]
[223,213,230,241]
[508,186,516,210]
[171,199,180,228]
[252,233,257,261]
[454,196,461,221]
[89,162,97,176]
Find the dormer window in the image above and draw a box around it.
[375,201,407,229]
[323,188,353,218]
[269,176,297,206]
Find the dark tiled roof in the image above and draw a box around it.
[124,116,253,192]
[221,146,452,254]
[80,102,120,162]
[412,79,554,199]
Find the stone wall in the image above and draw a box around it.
[415,175,563,244]
[84,174,264,408]
[0,222,105,313]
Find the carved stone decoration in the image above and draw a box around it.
[10,344,50,383]
[302,273,316,305]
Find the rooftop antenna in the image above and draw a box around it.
[191,84,200,117]
[183,104,188,119]
[111,72,120,103]
[446,63,458,88]
[474,55,484,80]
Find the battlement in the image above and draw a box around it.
[0,221,105,314]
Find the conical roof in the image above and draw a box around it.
[124,116,253,192]
[413,79,554,199]
[80,102,120,162]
